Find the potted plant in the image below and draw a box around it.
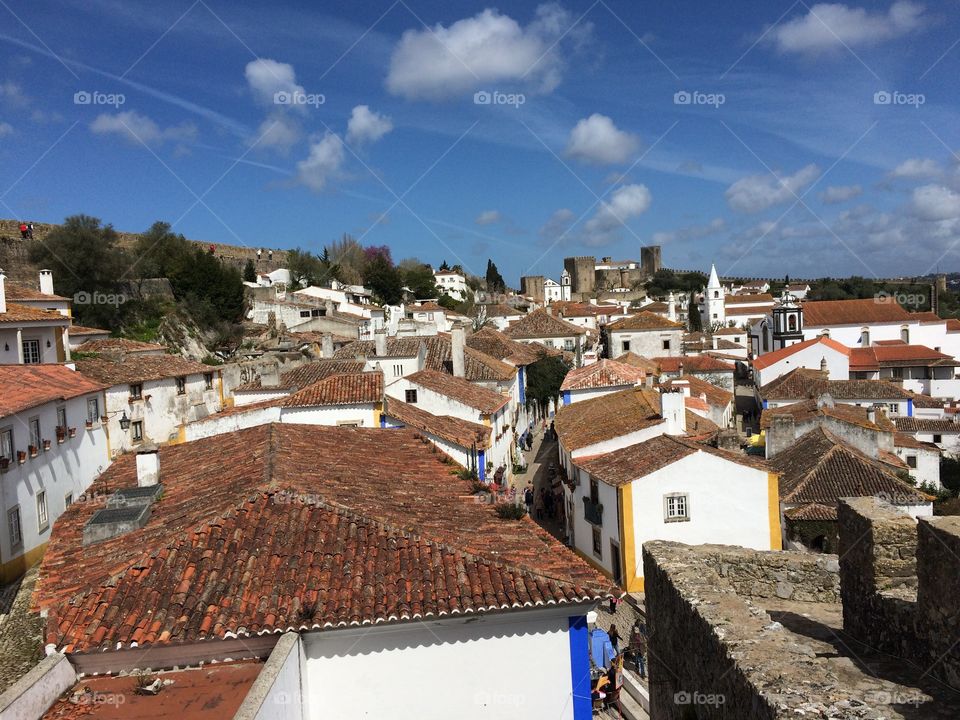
[85,419,93,429]
[68,427,77,438]
[42,439,51,451]
[56,427,66,443]
[17,450,26,464]
[28,445,38,458]
[101,415,108,424]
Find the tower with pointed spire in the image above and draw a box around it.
[702,263,725,328]
[771,290,804,350]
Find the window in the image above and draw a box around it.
[788,314,797,331]
[131,421,144,442]
[204,373,214,390]
[621,340,630,353]
[64,492,73,508]
[886,403,899,415]
[29,417,40,451]
[713,291,719,299]
[892,367,904,380]
[405,389,418,404]
[0,427,12,461]
[590,478,600,505]
[176,376,186,395]
[56,406,67,430]
[87,397,100,424]
[906,455,918,469]
[129,383,143,400]
[22,339,40,364]
[592,526,602,557]
[664,493,689,522]
[393,364,403,378]
[860,328,870,346]
[564,339,575,351]
[8,506,22,547]
[934,434,943,444]
[662,339,671,351]
[299,310,310,318]
[901,326,910,344]
[37,491,48,532]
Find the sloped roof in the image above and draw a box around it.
[33,424,614,653]
[282,371,383,407]
[895,417,960,434]
[614,352,660,374]
[76,338,167,354]
[504,308,586,339]
[654,355,735,374]
[4,281,69,302]
[65,324,111,337]
[0,365,107,417]
[801,298,913,326]
[849,344,959,371]
[75,355,213,386]
[0,303,68,324]
[560,359,646,392]
[384,397,491,449]
[466,327,545,366]
[752,336,851,371]
[760,397,894,432]
[783,503,836,521]
[770,427,927,507]
[660,375,734,408]
[407,369,509,414]
[759,368,913,401]
[580,434,769,486]
[607,311,683,331]
[725,293,773,307]
[234,360,367,392]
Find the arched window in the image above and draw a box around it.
[762,332,769,352]
[901,325,910,344]
[713,290,719,299]
[788,314,797,331]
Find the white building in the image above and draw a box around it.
[895,416,960,456]
[701,265,774,328]
[433,269,470,302]
[606,311,684,358]
[752,336,852,386]
[0,271,72,365]
[543,273,573,304]
[75,355,223,456]
[504,308,587,359]
[559,358,647,406]
[894,433,941,489]
[660,376,734,429]
[567,434,779,591]
[0,365,109,582]
[5,270,71,316]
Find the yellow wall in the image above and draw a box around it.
[768,472,783,550]
[618,484,644,593]
[0,542,46,585]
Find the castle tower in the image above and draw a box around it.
[641,245,662,277]
[771,291,804,350]
[702,264,725,327]
[563,256,596,300]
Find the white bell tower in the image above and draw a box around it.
[702,264,725,327]
[560,268,571,301]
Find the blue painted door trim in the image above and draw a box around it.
[478,450,486,480]
[568,615,592,719]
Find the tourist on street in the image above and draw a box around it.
[523,484,534,516]
[534,488,545,519]
[608,625,621,654]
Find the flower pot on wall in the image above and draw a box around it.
[42,439,51,451]
[28,445,38,458]
[17,451,26,464]
[68,427,77,438]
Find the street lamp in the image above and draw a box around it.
[118,412,131,431]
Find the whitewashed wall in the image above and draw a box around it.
[609,328,682,357]
[755,343,850,385]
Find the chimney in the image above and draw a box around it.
[451,325,466,378]
[375,329,387,357]
[39,269,54,296]
[321,333,334,358]
[667,291,676,322]
[867,406,877,425]
[259,362,280,388]
[660,389,687,435]
[136,447,160,487]
[820,356,828,374]
[325,300,335,317]
[673,379,690,397]
[0,269,5,314]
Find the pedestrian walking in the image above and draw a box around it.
[27,222,34,239]
[630,624,647,678]
[18,222,27,239]
[256,248,262,262]
[268,249,273,261]
[523,484,534,516]
[608,625,621,654]
[534,488,545,520]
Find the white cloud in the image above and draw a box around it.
[90,111,196,146]
[583,184,651,246]
[769,1,925,54]
[538,208,576,244]
[0,122,13,138]
[565,114,639,165]
[253,114,301,152]
[652,217,725,245]
[296,133,345,192]
[889,157,941,179]
[346,105,393,145]
[820,184,862,204]
[386,5,589,99]
[0,81,29,108]
[475,209,501,225]
[245,58,305,107]
[725,164,820,213]
[910,184,960,221]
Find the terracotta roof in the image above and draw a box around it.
[560,359,646,392]
[483,302,524,317]
[614,352,660,374]
[895,417,960,433]
[282,371,383,407]
[0,302,68,324]
[607,311,683,331]
[660,375,734,408]
[802,298,913,326]
[714,338,745,350]
[725,293,774,307]
[579,434,769,486]
[911,311,943,323]
[34,424,613,653]
[556,302,619,318]
[66,324,110,336]
[714,327,747,336]
[0,365,107,417]
[909,392,946,408]
[406,369,509,414]
[654,355,734,374]
[760,368,913,401]
[504,308,586,338]
[894,432,941,452]
[947,319,960,332]
[783,503,836,521]
[554,386,716,451]
[466,327,544,366]
[234,360,366,392]
[4,281,69,302]
[384,397,491,449]
[770,427,927,507]
[849,344,959,371]
[760,397,894,432]
[76,338,167,354]
[642,301,669,313]
[752,336,850,371]
[75,355,213,386]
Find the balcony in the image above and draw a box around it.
[583,497,603,526]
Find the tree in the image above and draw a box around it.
[525,356,571,415]
[243,259,256,283]
[398,258,439,298]
[688,290,703,332]
[439,260,450,271]
[327,234,365,285]
[287,248,337,288]
[485,259,506,293]
[363,246,404,305]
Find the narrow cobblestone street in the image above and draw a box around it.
[0,567,44,694]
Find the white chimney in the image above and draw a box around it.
[867,406,877,425]
[451,325,466,378]
[39,269,54,296]
[673,379,690,397]
[375,329,387,357]
[0,269,6,314]
[667,291,676,321]
[136,448,160,487]
[259,363,280,388]
[660,389,687,435]
[321,333,334,358]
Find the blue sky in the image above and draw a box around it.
[1,0,959,284]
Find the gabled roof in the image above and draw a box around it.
[614,352,660,374]
[75,355,213,386]
[725,293,773,307]
[234,360,366,392]
[504,308,586,338]
[0,303,68,324]
[0,365,107,417]
[760,397,894,432]
[560,359,646,392]
[282,371,383,407]
[383,397,491,449]
[894,432,941,452]
[66,324,111,337]
[483,302,524,317]
[607,311,683,331]
[334,337,423,360]
[580,434,769,486]
[4,281,69,302]
[654,355,735,374]
[752,336,850,371]
[660,375,734,408]
[895,417,960,434]
[801,298,913,326]
[760,368,913,401]
[466,327,547,366]
[76,338,167,355]
[34,425,613,653]
[770,427,927,507]
[406,369,509,414]
[849,344,959,371]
